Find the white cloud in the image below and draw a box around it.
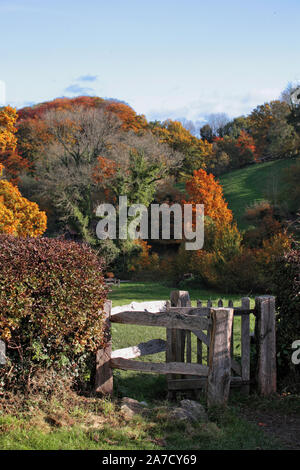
[145,87,282,123]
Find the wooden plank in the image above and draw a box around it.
[168,376,251,391]
[167,293,178,398]
[111,309,209,330]
[110,357,209,376]
[196,302,203,365]
[186,331,192,363]
[192,329,209,346]
[173,291,190,380]
[233,308,255,315]
[230,314,234,358]
[241,297,251,394]
[197,338,202,365]
[95,301,113,395]
[255,296,276,395]
[207,308,234,407]
[111,339,166,360]
[168,378,206,390]
[167,291,190,397]
[231,358,242,376]
[168,306,210,316]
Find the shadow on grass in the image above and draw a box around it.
[113,370,168,402]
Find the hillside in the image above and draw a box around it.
[219,158,299,230]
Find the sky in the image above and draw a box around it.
[0,0,299,125]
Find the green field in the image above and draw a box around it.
[219,158,298,230]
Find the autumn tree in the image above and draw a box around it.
[249,100,299,160]
[185,168,233,225]
[0,106,18,152]
[0,163,47,237]
[150,119,214,175]
[200,124,213,142]
[21,106,182,251]
[0,106,29,184]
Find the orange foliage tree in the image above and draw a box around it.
[185,168,233,225]
[0,106,29,184]
[0,106,18,152]
[0,163,47,237]
[104,101,147,132]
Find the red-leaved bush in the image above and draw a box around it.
[0,235,108,392]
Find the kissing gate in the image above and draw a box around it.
[95,291,276,407]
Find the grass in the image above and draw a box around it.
[0,392,283,450]
[219,158,298,230]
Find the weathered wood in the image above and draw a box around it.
[167,291,190,397]
[186,331,192,363]
[174,291,190,379]
[111,309,209,330]
[95,301,113,395]
[241,297,251,394]
[197,338,202,365]
[0,340,6,365]
[230,314,234,358]
[168,376,250,391]
[110,357,209,376]
[168,306,210,316]
[255,296,276,395]
[192,329,209,346]
[231,358,242,376]
[111,339,166,360]
[207,308,234,407]
[233,308,255,315]
[168,378,206,390]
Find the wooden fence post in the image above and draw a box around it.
[255,296,276,395]
[207,308,233,407]
[241,297,251,394]
[95,300,113,395]
[167,290,190,399]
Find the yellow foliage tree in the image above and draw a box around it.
[0,106,18,153]
[0,163,47,237]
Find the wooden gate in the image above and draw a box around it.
[166,292,253,399]
[94,291,276,405]
[95,290,234,407]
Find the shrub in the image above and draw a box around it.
[274,248,300,383]
[0,235,108,392]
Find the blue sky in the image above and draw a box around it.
[0,0,299,124]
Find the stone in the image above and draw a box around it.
[180,399,208,422]
[120,397,149,420]
[168,400,208,423]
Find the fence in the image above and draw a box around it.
[94,291,276,407]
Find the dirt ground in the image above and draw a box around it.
[240,407,300,450]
